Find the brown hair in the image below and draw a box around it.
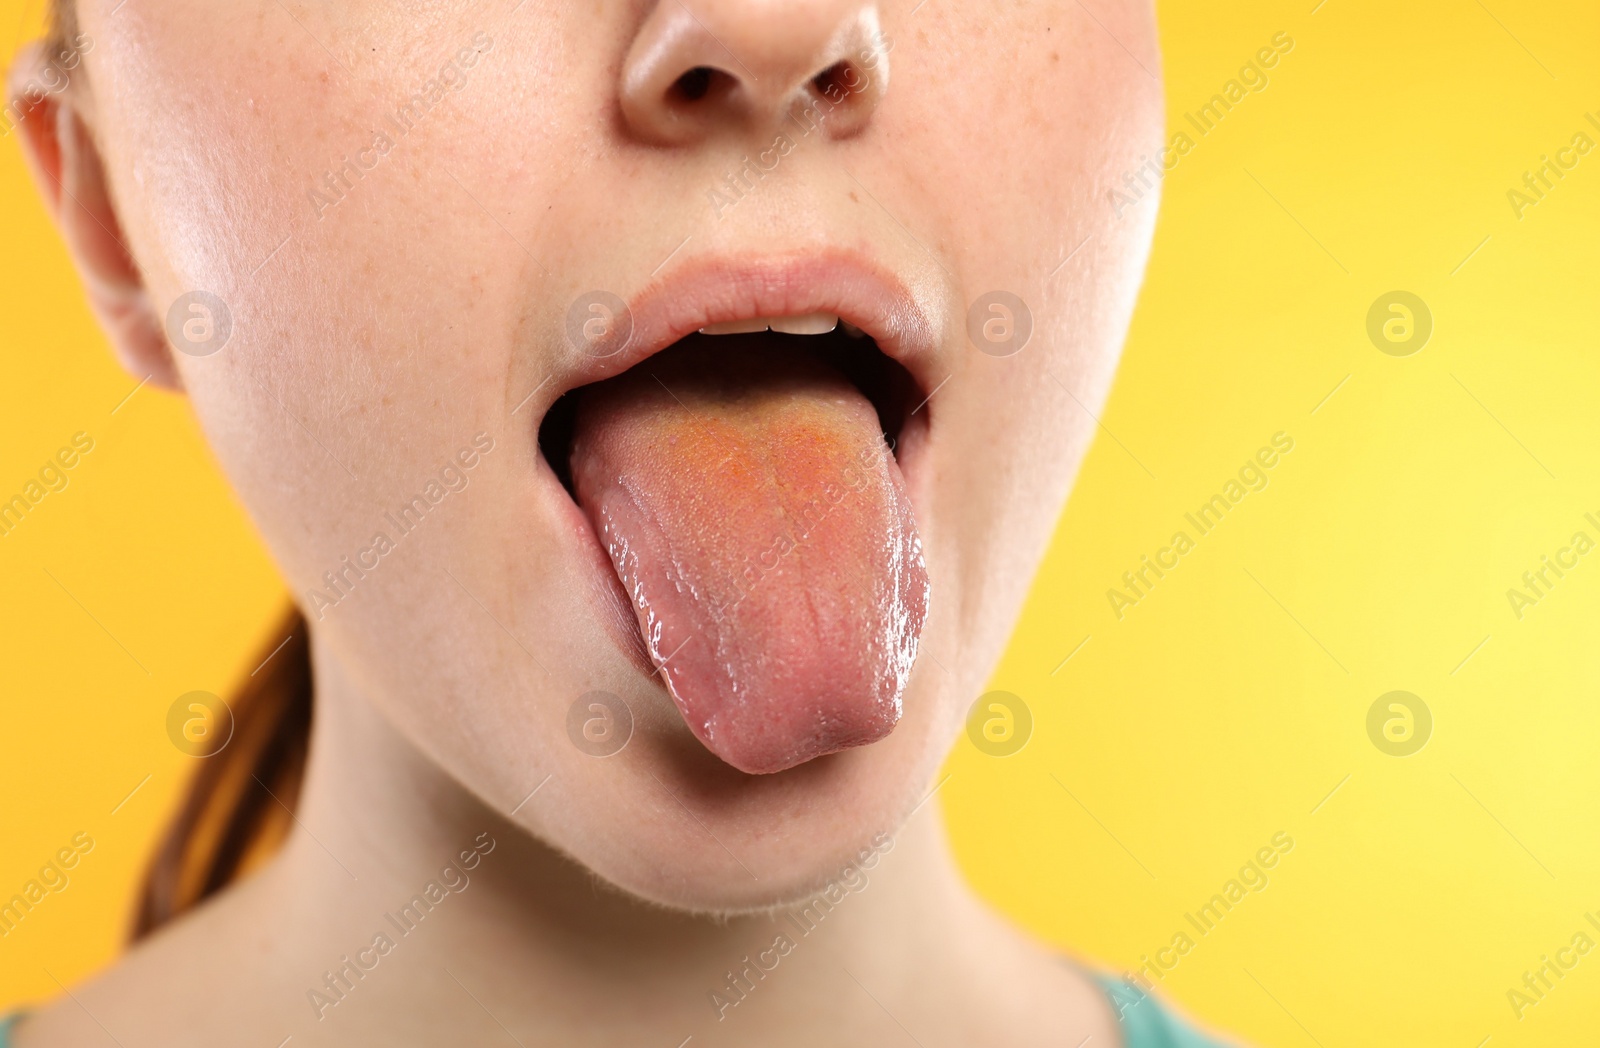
[43,0,317,941]
[132,610,315,939]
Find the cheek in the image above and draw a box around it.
[891,2,1163,276]
[83,7,612,785]
[885,3,1161,644]
[87,2,586,568]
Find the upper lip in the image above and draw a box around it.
[541,248,948,410]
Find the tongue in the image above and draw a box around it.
[568,336,929,775]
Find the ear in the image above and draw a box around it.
[8,42,182,391]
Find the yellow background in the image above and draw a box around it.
[4,1,1598,1044]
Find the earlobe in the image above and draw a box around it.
[8,43,181,391]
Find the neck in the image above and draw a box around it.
[268,642,1005,1044]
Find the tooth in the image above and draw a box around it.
[841,321,867,338]
[769,313,839,335]
[700,318,771,335]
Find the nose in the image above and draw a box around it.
[619,0,889,145]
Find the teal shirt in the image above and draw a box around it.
[0,979,1229,1047]
[1096,974,1236,1047]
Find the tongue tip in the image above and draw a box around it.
[664,655,911,775]
[705,709,903,776]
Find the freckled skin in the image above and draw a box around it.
[570,340,929,775]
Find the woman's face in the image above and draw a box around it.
[65,0,1160,910]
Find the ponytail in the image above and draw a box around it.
[131,609,313,940]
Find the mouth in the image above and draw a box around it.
[536,254,937,776]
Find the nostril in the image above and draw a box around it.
[672,66,713,102]
[800,56,882,138]
[670,66,731,104]
[810,61,860,101]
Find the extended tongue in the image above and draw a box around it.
[568,336,929,774]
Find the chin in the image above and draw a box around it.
[514,667,960,916]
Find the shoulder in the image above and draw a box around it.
[7,864,307,1048]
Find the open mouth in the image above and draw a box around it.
[538,296,932,776]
